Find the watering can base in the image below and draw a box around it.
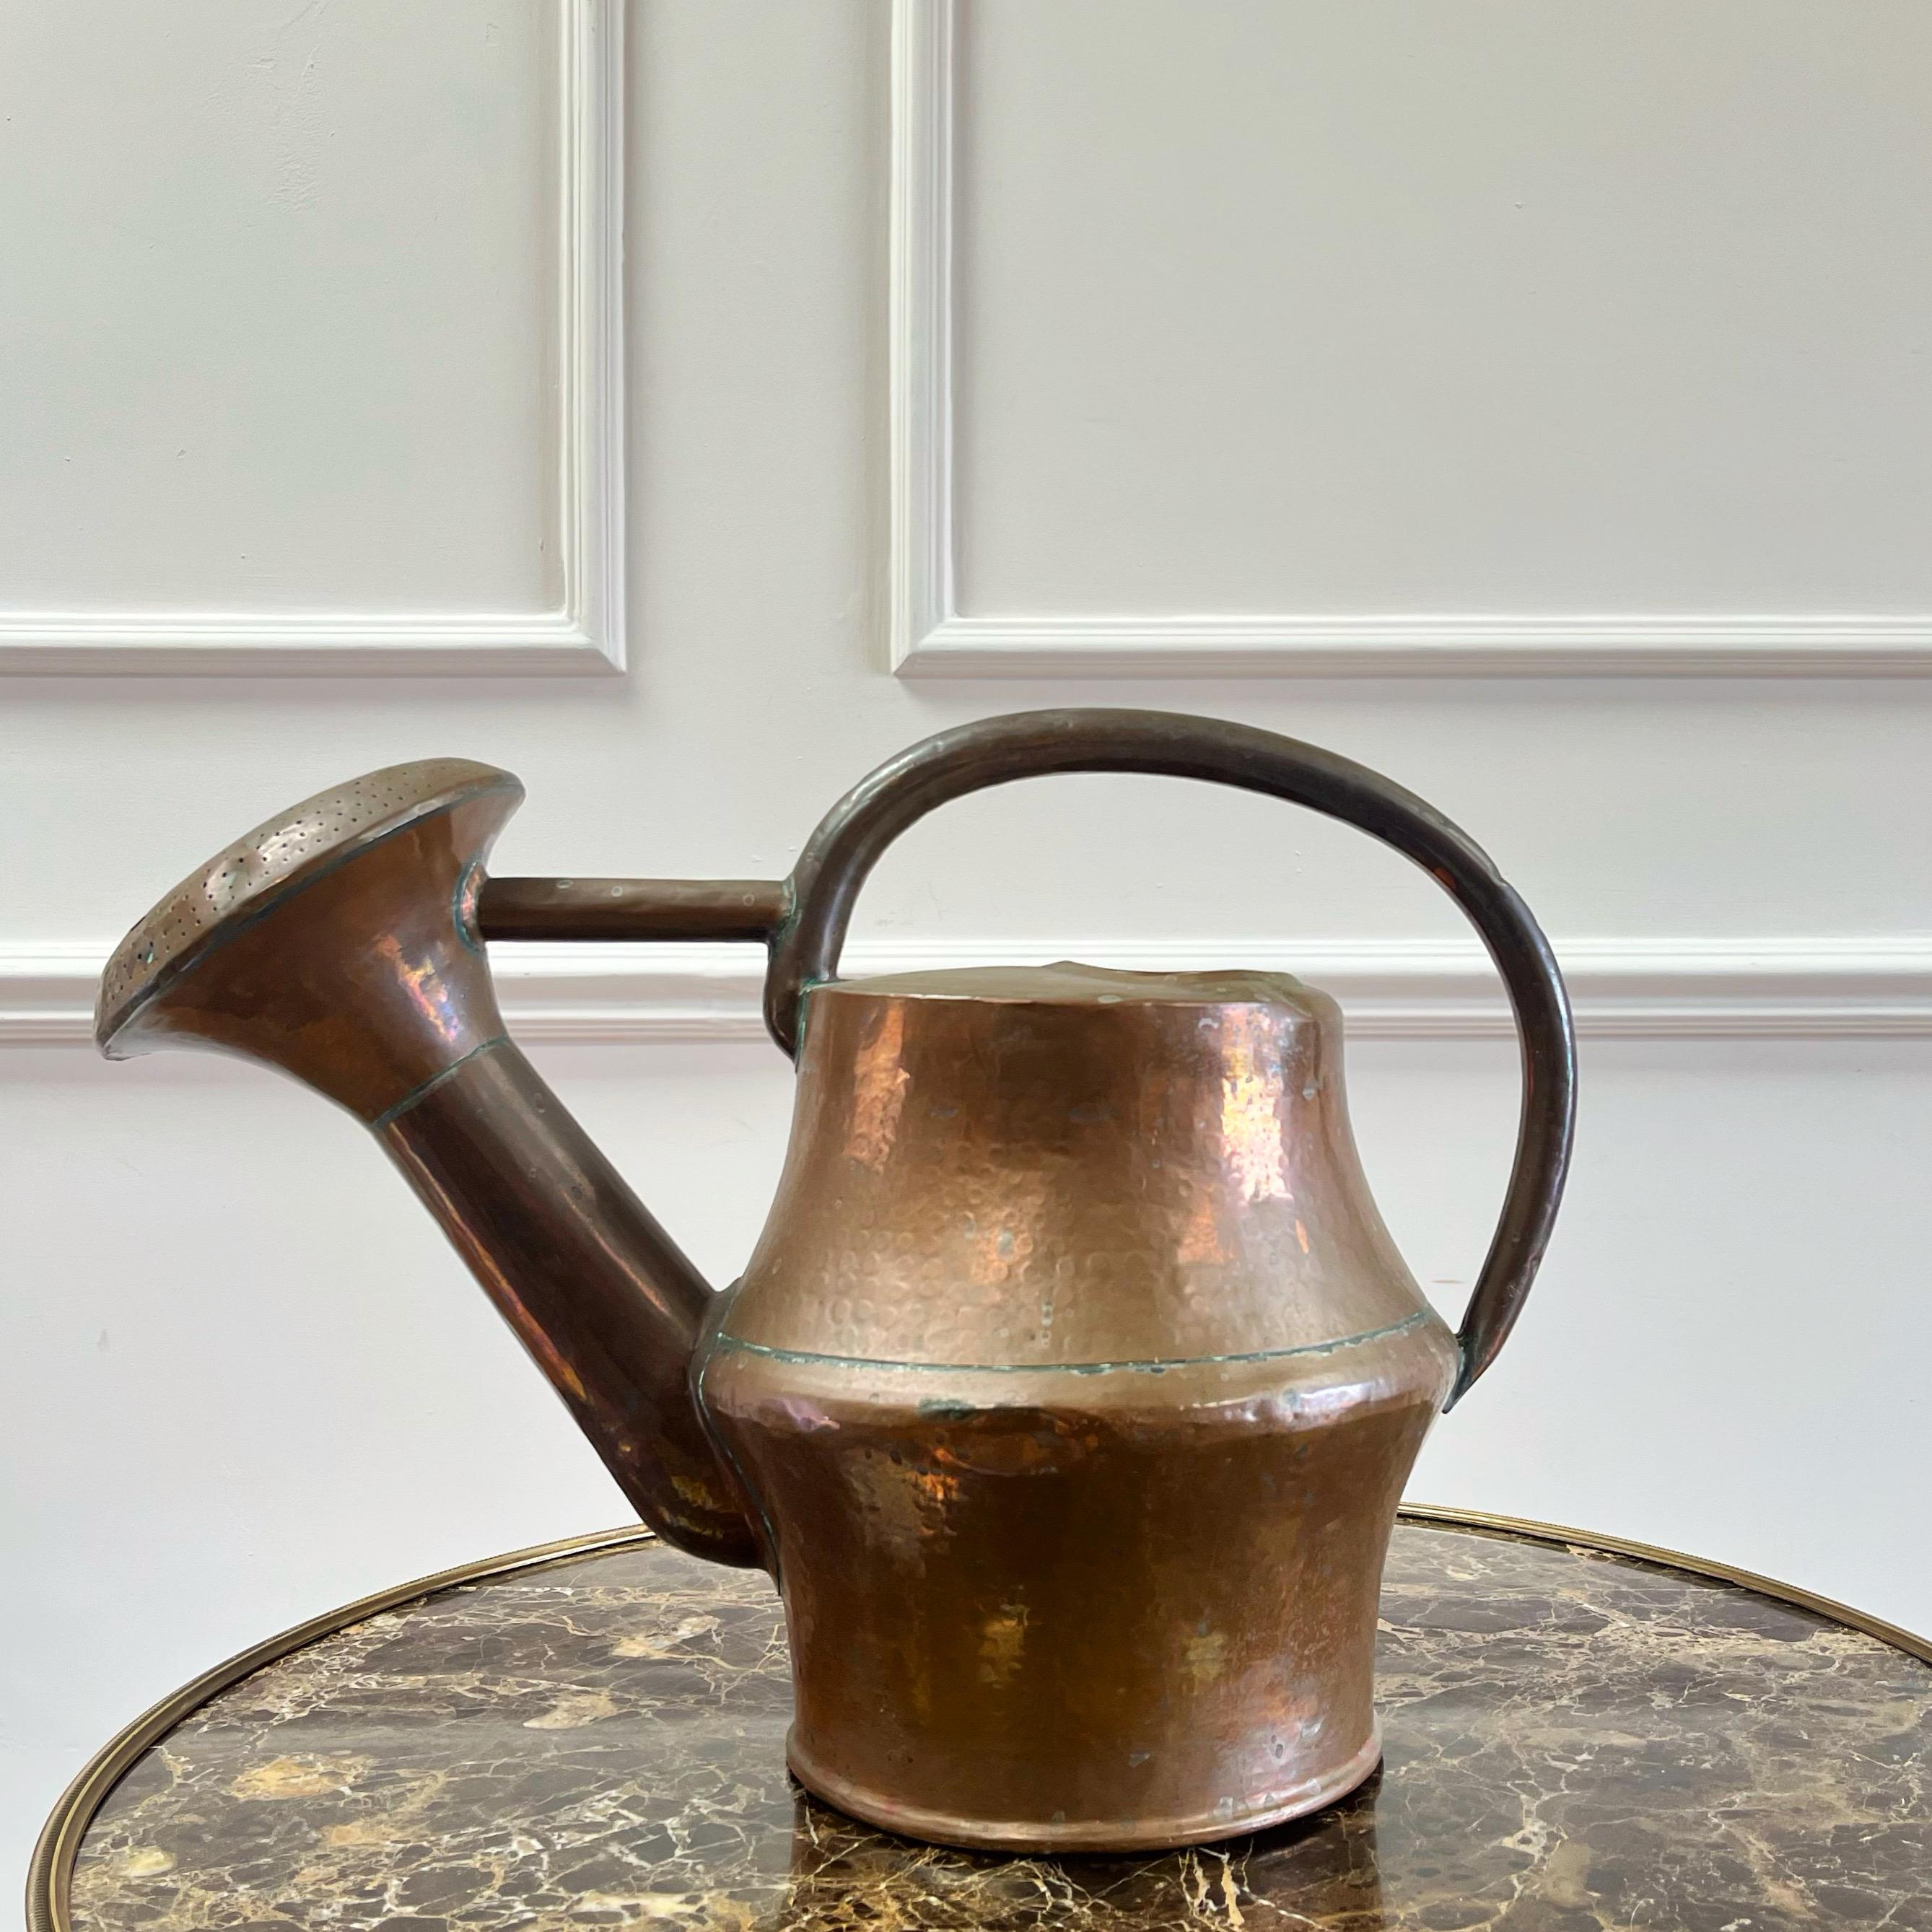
[786,1723,1385,1853]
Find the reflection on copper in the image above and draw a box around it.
[970,1220,1035,1288]
[1218,1010,1291,1205]
[844,1002,908,1168]
[1177,1189,1229,1267]
[373,933,463,1047]
[978,1599,1031,1687]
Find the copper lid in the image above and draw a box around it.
[820,960,1329,1010]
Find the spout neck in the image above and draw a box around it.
[377,1038,763,1569]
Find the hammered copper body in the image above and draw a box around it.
[95,709,1576,1853]
[699,963,1458,1845]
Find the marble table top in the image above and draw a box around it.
[52,1517,1932,1932]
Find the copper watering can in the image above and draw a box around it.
[98,709,1575,1853]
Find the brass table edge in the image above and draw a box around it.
[27,1507,1931,1932]
[25,1526,660,1932]
[1397,1503,1932,1670]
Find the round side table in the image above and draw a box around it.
[31,1509,1932,1932]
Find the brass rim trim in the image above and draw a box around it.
[27,1508,1932,1932]
[25,1525,659,1932]
[1400,1503,1932,1667]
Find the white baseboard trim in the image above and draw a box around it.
[8,936,1932,1046]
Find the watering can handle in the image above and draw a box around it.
[767,708,1575,1407]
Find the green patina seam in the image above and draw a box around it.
[691,1331,784,1584]
[710,1308,1430,1378]
[371,1034,510,1133]
[450,860,488,957]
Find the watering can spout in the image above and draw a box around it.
[94,759,762,1569]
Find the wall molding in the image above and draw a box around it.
[11,935,1932,1047]
[2,1,624,678]
[888,0,1932,680]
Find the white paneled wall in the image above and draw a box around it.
[4,0,1931,1892]
[0,0,621,671]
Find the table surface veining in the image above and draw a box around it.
[65,1522,1932,1932]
